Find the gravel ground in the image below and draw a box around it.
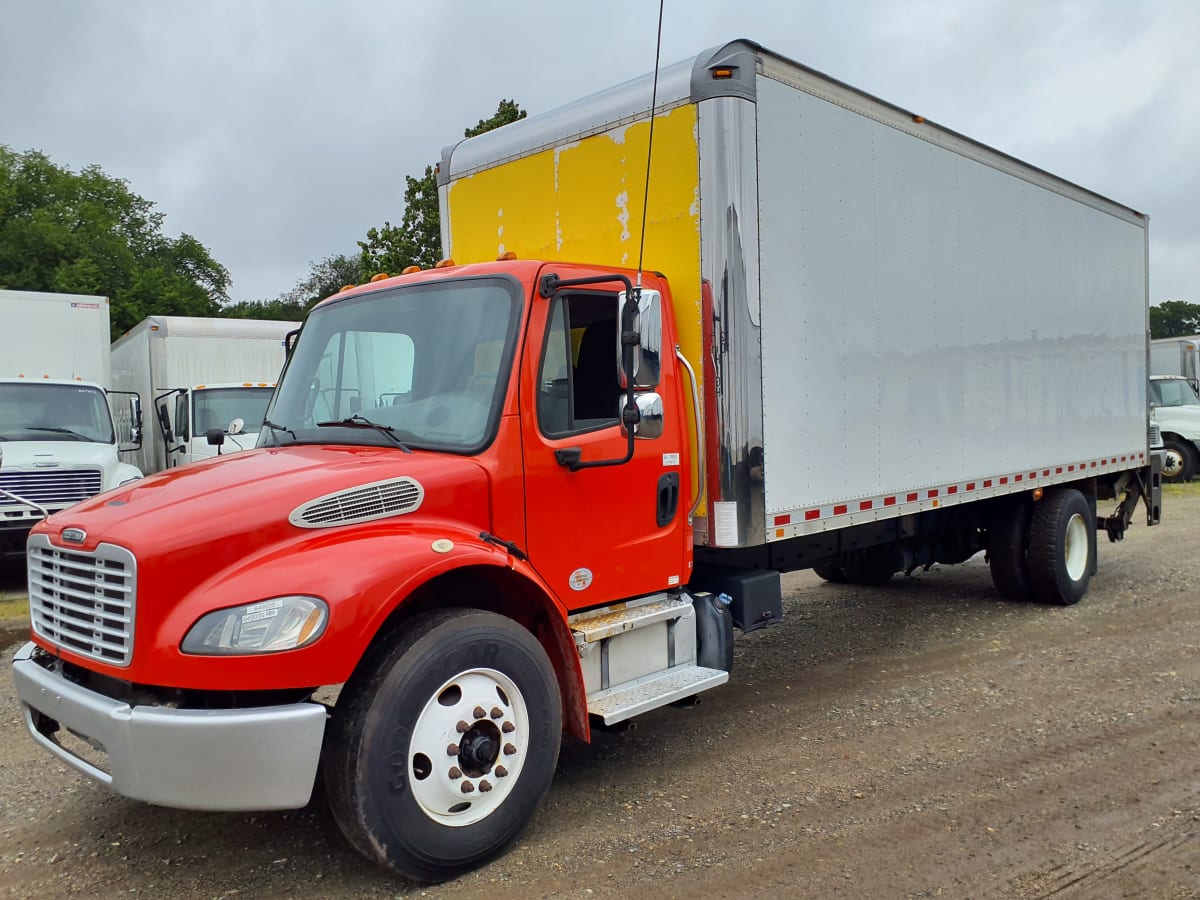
[1,487,1197,898]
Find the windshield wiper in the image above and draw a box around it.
[25,426,93,441]
[262,418,297,446]
[316,415,412,452]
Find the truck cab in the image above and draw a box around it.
[1149,374,1200,481]
[13,258,707,882]
[156,382,277,466]
[0,379,143,553]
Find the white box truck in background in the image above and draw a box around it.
[1149,336,1199,392]
[0,290,143,555]
[110,316,297,473]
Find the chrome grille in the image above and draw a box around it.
[0,469,103,507]
[27,533,136,667]
[289,476,424,528]
[1149,422,1163,450]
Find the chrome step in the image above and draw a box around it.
[569,593,687,644]
[587,665,728,725]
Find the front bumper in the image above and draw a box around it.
[12,642,327,811]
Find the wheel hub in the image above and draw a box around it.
[408,668,528,827]
[458,722,501,776]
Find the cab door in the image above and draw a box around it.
[520,283,690,610]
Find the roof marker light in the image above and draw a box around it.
[401,265,421,275]
[369,273,389,282]
[497,251,517,261]
[435,258,456,268]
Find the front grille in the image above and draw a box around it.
[27,533,136,667]
[1149,422,1163,450]
[0,469,103,507]
[289,476,424,528]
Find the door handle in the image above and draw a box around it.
[656,472,680,527]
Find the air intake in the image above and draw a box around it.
[289,477,424,528]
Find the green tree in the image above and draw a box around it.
[1150,300,1200,339]
[223,252,364,320]
[358,99,527,276]
[0,146,230,339]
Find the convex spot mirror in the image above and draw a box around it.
[619,392,664,440]
[227,417,245,436]
[616,289,662,389]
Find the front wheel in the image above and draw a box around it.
[323,609,562,882]
[1026,488,1094,606]
[1161,438,1196,482]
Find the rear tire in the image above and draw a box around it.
[988,499,1033,601]
[1026,489,1094,606]
[813,564,847,583]
[323,608,562,882]
[1161,438,1196,482]
[841,548,899,586]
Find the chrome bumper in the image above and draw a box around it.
[12,642,327,811]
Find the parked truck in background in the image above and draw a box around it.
[1149,373,1200,481]
[1149,336,1199,393]
[110,316,297,474]
[0,290,143,555]
[13,40,1159,882]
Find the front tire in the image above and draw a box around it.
[323,608,562,882]
[1161,438,1196,482]
[1026,489,1094,606]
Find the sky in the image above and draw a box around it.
[2,1,1197,306]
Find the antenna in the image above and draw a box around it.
[634,0,667,293]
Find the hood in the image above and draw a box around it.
[0,440,117,471]
[1155,404,1200,434]
[36,445,493,564]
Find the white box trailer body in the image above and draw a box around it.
[440,39,1151,552]
[111,316,297,473]
[1149,336,1199,391]
[0,290,142,551]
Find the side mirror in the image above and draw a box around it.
[129,396,143,445]
[617,289,662,389]
[227,417,245,436]
[207,428,226,452]
[622,391,664,439]
[285,329,300,355]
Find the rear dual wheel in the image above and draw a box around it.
[323,609,561,882]
[989,489,1093,605]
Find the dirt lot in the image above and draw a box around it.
[1,487,1197,898]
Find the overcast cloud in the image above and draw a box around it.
[2,1,1196,305]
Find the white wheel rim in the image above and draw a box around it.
[1063,512,1088,581]
[409,668,529,827]
[1162,449,1184,478]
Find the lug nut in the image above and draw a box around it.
[447,743,460,756]
[461,780,475,794]
[473,706,486,719]
[479,780,492,793]
[495,765,508,778]
[502,722,515,733]
[503,743,517,756]
[490,707,503,719]
[456,720,470,733]
[449,766,462,779]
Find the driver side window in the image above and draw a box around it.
[538,294,620,437]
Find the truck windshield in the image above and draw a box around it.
[1150,379,1200,407]
[0,383,115,443]
[262,276,521,452]
[192,387,275,436]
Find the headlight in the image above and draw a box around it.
[181,595,328,655]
